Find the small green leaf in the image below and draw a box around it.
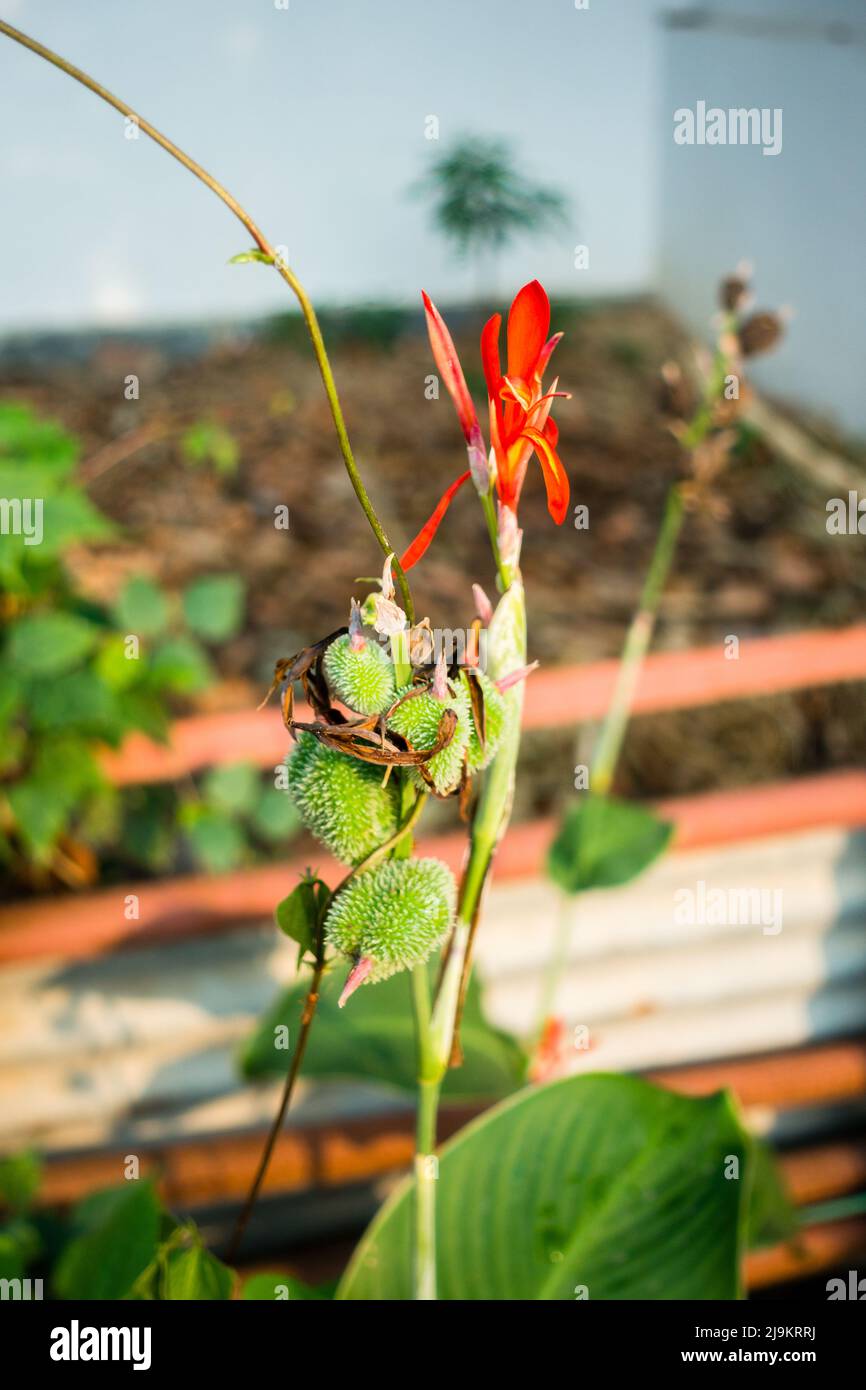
[181,423,239,476]
[114,576,170,638]
[274,874,329,960]
[182,574,244,642]
[6,612,99,676]
[203,761,259,815]
[161,1238,234,1300]
[548,794,674,894]
[149,636,213,694]
[249,783,302,842]
[29,668,121,737]
[0,1150,41,1212]
[229,248,275,265]
[179,803,246,872]
[94,634,143,691]
[53,1182,161,1300]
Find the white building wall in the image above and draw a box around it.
[657,4,866,435]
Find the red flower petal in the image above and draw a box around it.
[421,291,483,451]
[536,331,563,382]
[481,312,503,404]
[507,280,550,382]
[519,425,569,524]
[400,469,471,571]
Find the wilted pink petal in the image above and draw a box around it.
[495,660,539,693]
[339,956,374,1008]
[472,583,494,626]
[431,649,449,700]
[349,598,366,651]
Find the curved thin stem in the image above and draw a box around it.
[0,18,414,622]
[226,956,324,1264]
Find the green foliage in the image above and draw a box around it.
[177,802,247,872]
[338,1076,750,1300]
[181,420,239,476]
[412,135,567,260]
[228,248,275,266]
[0,1150,41,1212]
[113,576,170,637]
[323,634,396,715]
[548,794,674,894]
[182,574,244,642]
[54,1182,163,1300]
[51,1180,234,1301]
[287,731,400,865]
[325,856,456,985]
[240,965,525,1100]
[275,872,331,965]
[7,613,99,676]
[0,402,255,882]
[745,1138,797,1250]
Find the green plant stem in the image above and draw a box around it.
[590,482,685,796]
[0,18,414,623]
[410,963,440,1300]
[530,485,684,1040]
[532,327,738,1037]
[226,955,324,1264]
[408,576,526,1300]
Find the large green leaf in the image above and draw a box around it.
[240,965,526,1101]
[337,1075,749,1300]
[548,794,674,894]
[6,612,99,676]
[53,1182,162,1300]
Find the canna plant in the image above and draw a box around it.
[1,20,792,1302]
[535,268,787,1071]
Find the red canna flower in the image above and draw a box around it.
[402,280,569,571]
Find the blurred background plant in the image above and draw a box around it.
[411,135,568,296]
[0,402,299,891]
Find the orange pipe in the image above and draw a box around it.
[2,770,865,963]
[100,624,866,787]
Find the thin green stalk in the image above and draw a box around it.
[532,327,737,1034]
[410,963,440,1301]
[590,482,685,796]
[0,18,414,622]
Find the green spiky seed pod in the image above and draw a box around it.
[323,634,395,715]
[325,857,456,985]
[286,731,400,864]
[463,670,506,773]
[388,680,471,795]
